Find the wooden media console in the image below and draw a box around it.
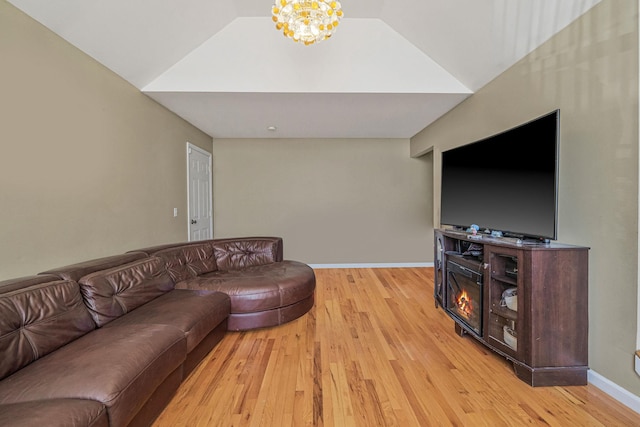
[434,229,589,386]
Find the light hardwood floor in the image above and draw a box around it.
[153,268,640,426]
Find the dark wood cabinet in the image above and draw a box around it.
[435,229,589,386]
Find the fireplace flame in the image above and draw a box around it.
[456,290,474,318]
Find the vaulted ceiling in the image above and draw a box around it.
[8,0,601,138]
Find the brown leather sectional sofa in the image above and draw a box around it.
[0,237,315,427]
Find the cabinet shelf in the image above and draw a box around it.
[434,229,589,387]
[491,274,517,286]
[490,305,517,321]
[488,314,518,355]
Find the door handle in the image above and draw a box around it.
[191,219,197,224]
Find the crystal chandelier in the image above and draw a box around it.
[272,0,344,45]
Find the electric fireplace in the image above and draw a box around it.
[445,258,483,336]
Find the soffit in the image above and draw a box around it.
[7,0,601,138]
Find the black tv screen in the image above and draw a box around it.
[440,110,559,241]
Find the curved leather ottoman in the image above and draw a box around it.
[174,260,315,331]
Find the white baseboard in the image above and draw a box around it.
[588,370,640,414]
[309,262,433,269]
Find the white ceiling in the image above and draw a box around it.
[8,0,601,139]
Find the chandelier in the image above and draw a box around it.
[272,0,344,45]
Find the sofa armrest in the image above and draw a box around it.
[212,237,283,270]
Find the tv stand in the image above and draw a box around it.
[434,229,589,386]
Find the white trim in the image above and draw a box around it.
[588,370,640,414]
[309,262,433,269]
[636,6,640,374]
[411,144,433,158]
[186,142,213,241]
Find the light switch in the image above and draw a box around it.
[173,208,178,217]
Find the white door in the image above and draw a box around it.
[187,143,213,241]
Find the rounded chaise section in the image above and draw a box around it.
[177,260,315,331]
[135,237,316,331]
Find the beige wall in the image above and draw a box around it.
[211,138,433,264]
[0,2,212,279]
[412,1,639,395]
[6,0,638,401]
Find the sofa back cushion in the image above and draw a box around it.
[0,279,96,380]
[0,274,61,293]
[182,243,217,276]
[213,237,283,271]
[78,257,174,327]
[154,247,191,283]
[40,252,148,282]
[155,242,217,283]
[127,240,208,256]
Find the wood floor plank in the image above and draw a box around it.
[153,268,640,427]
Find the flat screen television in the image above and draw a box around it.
[440,110,559,242]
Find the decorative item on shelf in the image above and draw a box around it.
[505,258,518,278]
[272,0,343,45]
[462,243,483,258]
[503,324,518,350]
[500,287,518,311]
[466,224,480,235]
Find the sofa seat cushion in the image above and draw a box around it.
[0,399,108,427]
[0,323,186,427]
[103,289,230,353]
[175,260,315,314]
